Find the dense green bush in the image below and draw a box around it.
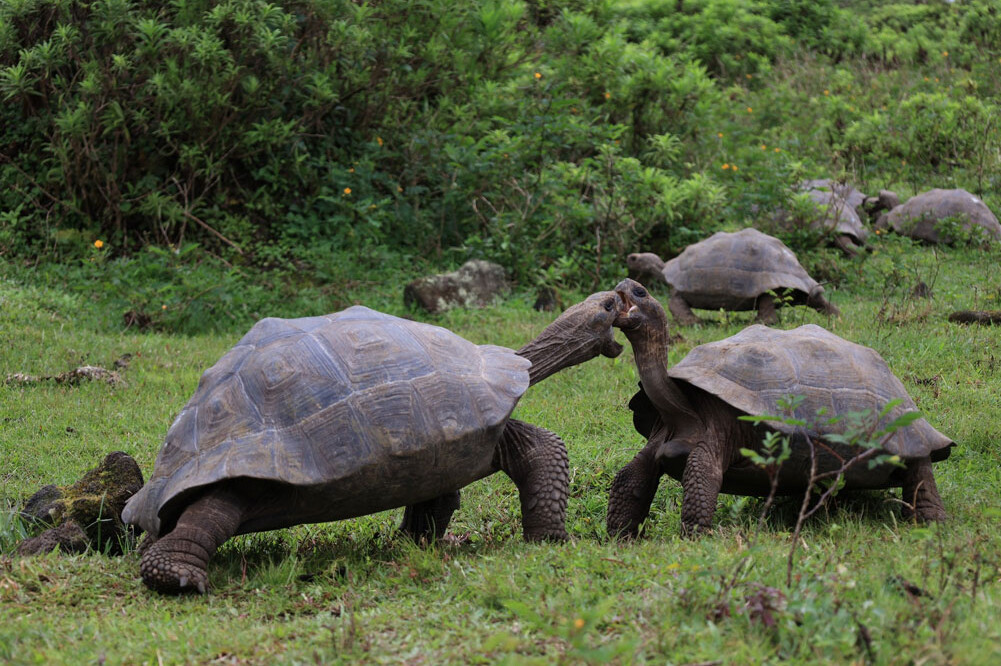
[2,0,1000,333]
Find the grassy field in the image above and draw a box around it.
[2,235,1001,664]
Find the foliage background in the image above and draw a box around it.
[3,0,1000,333]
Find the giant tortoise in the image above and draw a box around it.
[606,279,952,537]
[626,228,839,326]
[124,296,622,593]
[877,188,1001,244]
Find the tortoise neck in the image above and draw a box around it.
[517,319,594,386]
[624,316,699,423]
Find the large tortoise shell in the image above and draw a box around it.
[663,229,821,309]
[883,188,1001,244]
[123,306,530,537]
[666,324,952,460]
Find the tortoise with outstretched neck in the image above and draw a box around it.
[626,228,839,326]
[124,295,622,594]
[606,279,952,538]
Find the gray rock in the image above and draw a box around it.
[404,260,510,314]
[16,451,144,556]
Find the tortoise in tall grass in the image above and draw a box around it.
[877,188,1001,245]
[606,279,952,538]
[626,228,839,326]
[123,296,623,594]
[802,186,870,256]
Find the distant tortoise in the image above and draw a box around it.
[606,279,953,538]
[626,228,839,326]
[801,179,866,211]
[877,188,1001,245]
[802,187,870,256]
[123,296,623,594]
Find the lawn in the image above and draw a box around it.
[2,235,1000,664]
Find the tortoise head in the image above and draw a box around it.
[517,290,624,386]
[613,278,669,343]
[625,252,667,285]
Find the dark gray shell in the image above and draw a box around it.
[802,179,866,211]
[663,229,821,310]
[668,324,953,461]
[882,188,1001,244]
[805,188,870,243]
[122,306,530,537]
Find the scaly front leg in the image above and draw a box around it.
[680,442,724,537]
[606,439,663,539]
[496,419,569,541]
[139,485,248,594]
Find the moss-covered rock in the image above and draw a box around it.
[18,451,144,555]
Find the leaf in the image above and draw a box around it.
[885,410,922,431]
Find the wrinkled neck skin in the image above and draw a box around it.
[517,316,601,387]
[624,314,701,426]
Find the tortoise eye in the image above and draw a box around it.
[603,297,615,312]
[632,286,647,299]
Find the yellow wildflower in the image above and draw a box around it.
[573,619,585,630]
[942,51,949,57]
[93,240,104,249]
[746,106,752,113]
[604,91,611,100]
[534,72,542,80]
[376,136,383,146]
[774,147,781,152]
[732,165,738,172]
[760,144,767,150]
[717,132,724,138]
[161,304,167,310]
[823,89,829,96]
[721,163,730,170]
[343,187,352,195]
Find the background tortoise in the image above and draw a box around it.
[626,228,839,326]
[801,186,870,256]
[124,296,622,593]
[606,279,952,537]
[877,188,1001,244]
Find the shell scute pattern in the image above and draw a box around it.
[123,306,531,536]
[668,324,951,459]
[664,229,819,307]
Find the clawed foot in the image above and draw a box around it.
[139,540,209,594]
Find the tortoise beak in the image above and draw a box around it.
[613,287,640,330]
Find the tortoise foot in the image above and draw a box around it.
[139,535,210,594]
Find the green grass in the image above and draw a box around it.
[2,236,1001,664]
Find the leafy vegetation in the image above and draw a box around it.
[2,0,1000,326]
